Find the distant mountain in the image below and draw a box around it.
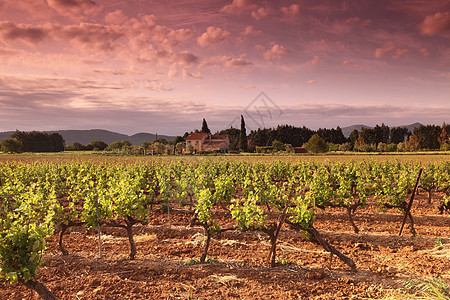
[341,125,371,138]
[0,129,175,146]
[341,123,423,137]
[403,122,423,133]
[0,131,14,143]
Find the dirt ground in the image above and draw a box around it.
[1,192,449,299]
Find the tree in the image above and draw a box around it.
[173,136,185,145]
[317,127,346,144]
[377,142,387,152]
[285,144,294,153]
[304,134,327,153]
[390,126,410,144]
[438,123,449,146]
[153,142,165,154]
[353,134,366,152]
[334,126,347,144]
[141,141,152,150]
[397,142,406,152]
[405,135,420,151]
[86,140,108,151]
[339,142,352,152]
[248,124,314,148]
[413,125,441,150]
[248,128,272,146]
[201,118,211,134]
[216,127,240,151]
[271,140,285,152]
[387,143,397,152]
[1,138,22,153]
[153,138,168,144]
[68,142,85,151]
[110,140,132,151]
[348,129,360,148]
[375,123,390,144]
[164,144,173,155]
[11,131,64,152]
[239,115,248,151]
[49,133,65,152]
[175,142,185,154]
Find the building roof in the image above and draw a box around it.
[185,132,209,140]
[211,135,229,140]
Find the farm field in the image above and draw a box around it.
[0,154,449,299]
[2,199,449,299]
[0,151,450,164]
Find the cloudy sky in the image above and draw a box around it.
[0,0,449,135]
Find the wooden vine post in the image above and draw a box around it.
[95,192,103,259]
[399,168,422,236]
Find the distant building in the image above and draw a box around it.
[294,147,307,153]
[185,133,229,153]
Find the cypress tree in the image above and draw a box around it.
[239,115,248,151]
[201,118,211,134]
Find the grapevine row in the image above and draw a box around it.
[0,160,449,298]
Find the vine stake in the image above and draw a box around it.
[96,192,103,259]
[399,168,422,236]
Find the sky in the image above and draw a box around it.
[0,0,449,136]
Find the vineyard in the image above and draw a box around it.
[0,157,449,299]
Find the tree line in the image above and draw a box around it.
[1,131,65,153]
[244,123,450,153]
[1,122,449,154]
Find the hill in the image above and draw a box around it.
[0,130,175,146]
[341,123,423,137]
[0,123,426,145]
[340,125,371,138]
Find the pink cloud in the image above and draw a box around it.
[281,4,301,17]
[392,48,409,59]
[197,26,230,47]
[200,55,253,71]
[46,0,100,18]
[138,46,198,74]
[263,44,289,60]
[151,26,192,48]
[176,51,198,66]
[0,0,51,16]
[344,17,361,25]
[0,14,192,57]
[126,15,191,50]
[242,25,262,36]
[0,21,49,45]
[418,12,450,36]
[374,42,396,58]
[0,46,18,56]
[307,79,316,84]
[418,48,430,57]
[251,7,269,20]
[53,23,124,51]
[344,17,371,27]
[311,55,319,65]
[220,0,257,14]
[224,57,253,68]
[105,10,128,24]
[138,45,169,64]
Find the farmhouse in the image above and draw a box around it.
[185,133,229,153]
[294,147,307,153]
